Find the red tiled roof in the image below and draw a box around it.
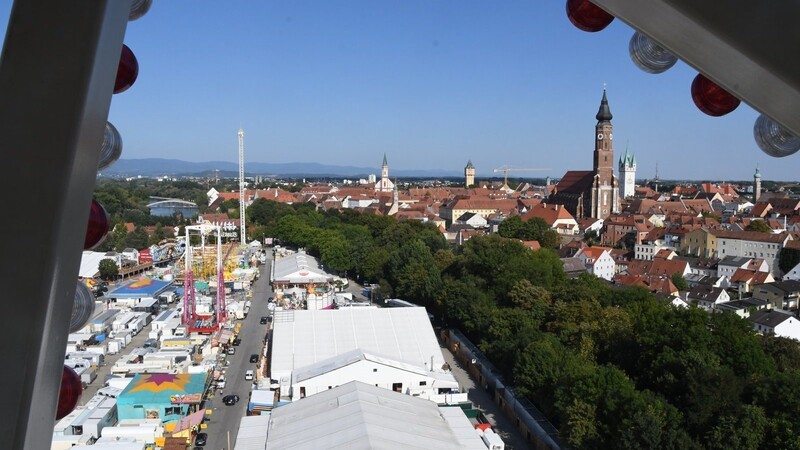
[554,171,593,194]
[521,203,576,226]
[578,246,612,260]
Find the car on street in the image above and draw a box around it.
[227,347,235,355]
[249,354,259,363]
[232,337,241,346]
[245,369,254,380]
[195,432,208,446]
[260,316,268,324]
[223,394,240,405]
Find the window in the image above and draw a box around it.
[165,406,181,416]
[393,383,403,393]
[419,381,427,386]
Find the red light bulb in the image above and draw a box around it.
[114,44,139,94]
[57,365,82,420]
[84,199,109,250]
[566,0,614,32]
[691,73,740,117]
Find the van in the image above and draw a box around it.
[245,370,254,381]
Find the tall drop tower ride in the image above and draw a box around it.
[238,127,246,244]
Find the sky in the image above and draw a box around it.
[0,1,790,181]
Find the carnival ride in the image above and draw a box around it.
[182,224,227,333]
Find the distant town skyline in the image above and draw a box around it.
[0,2,790,181]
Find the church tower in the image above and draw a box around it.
[590,89,620,219]
[465,160,475,188]
[754,165,762,202]
[375,153,395,192]
[619,142,636,198]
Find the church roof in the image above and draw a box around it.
[382,153,388,166]
[554,170,593,194]
[465,160,474,169]
[596,89,613,122]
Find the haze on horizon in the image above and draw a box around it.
[0,1,788,181]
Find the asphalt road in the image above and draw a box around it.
[202,255,274,450]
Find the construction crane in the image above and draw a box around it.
[492,166,551,192]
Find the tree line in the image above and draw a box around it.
[250,199,800,450]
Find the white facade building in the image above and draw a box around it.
[270,307,466,405]
[618,145,636,199]
[575,246,616,281]
[749,310,800,341]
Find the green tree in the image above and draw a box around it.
[98,258,119,281]
[112,222,128,251]
[780,247,800,274]
[745,220,772,233]
[671,272,689,291]
[122,225,149,250]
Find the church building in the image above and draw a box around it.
[374,153,395,192]
[549,90,620,220]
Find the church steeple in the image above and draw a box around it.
[596,89,613,123]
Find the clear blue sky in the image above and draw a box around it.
[0,1,788,181]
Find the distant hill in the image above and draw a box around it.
[102,158,463,178]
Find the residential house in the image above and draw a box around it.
[634,228,668,261]
[748,310,800,340]
[716,298,771,318]
[730,269,774,295]
[717,256,761,280]
[521,203,579,235]
[561,258,587,278]
[601,214,653,248]
[680,227,718,258]
[614,274,679,296]
[686,285,730,311]
[439,196,519,226]
[753,280,800,310]
[575,246,615,281]
[455,212,488,229]
[711,230,792,277]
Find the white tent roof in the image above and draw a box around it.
[264,381,478,450]
[271,307,445,381]
[79,251,111,278]
[272,251,330,284]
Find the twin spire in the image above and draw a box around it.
[619,142,636,167]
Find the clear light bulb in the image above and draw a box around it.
[71,282,95,333]
[129,0,152,21]
[754,114,800,158]
[629,31,677,74]
[99,121,122,171]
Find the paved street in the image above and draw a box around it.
[79,304,155,405]
[440,343,530,450]
[203,254,274,450]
